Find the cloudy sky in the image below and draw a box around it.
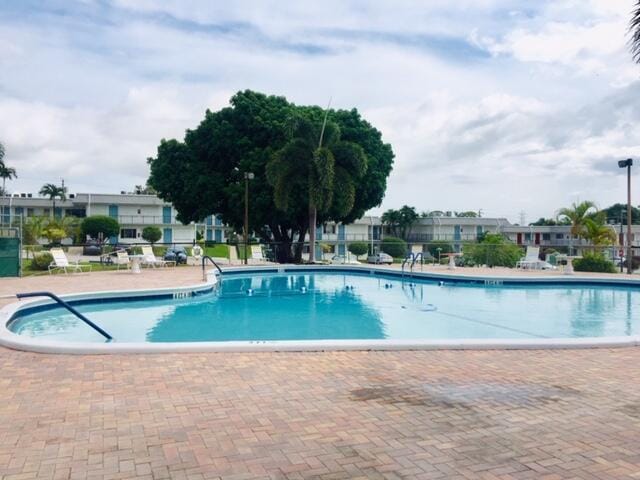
[1,0,639,223]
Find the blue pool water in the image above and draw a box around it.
[8,272,640,343]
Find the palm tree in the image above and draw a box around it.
[582,215,617,250]
[0,141,5,168]
[0,164,17,196]
[631,2,640,63]
[556,201,598,254]
[267,115,367,263]
[39,183,67,218]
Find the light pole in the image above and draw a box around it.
[618,159,633,274]
[243,172,254,265]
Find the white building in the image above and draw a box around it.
[1,192,228,245]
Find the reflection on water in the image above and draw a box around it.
[147,276,384,342]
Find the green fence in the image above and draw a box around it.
[0,235,20,277]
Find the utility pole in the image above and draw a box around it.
[618,159,633,274]
[243,172,254,265]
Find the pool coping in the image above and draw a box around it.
[1,265,639,354]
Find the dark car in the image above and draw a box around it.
[83,240,102,256]
[164,247,188,264]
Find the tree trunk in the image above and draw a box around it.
[308,204,316,263]
[294,228,307,264]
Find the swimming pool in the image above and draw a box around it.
[2,267,640,352]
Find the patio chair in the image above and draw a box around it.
[114,250,131,270]
[517,246,542,269]
[48,248,92,274]
[141,245,174,268]
[250,245,268,264]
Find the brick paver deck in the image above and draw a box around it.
[1,269,639,479]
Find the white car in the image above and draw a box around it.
[367,252,393,265]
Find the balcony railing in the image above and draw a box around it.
[117,215,179,225]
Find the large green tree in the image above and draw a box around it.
[267,114,367,262]
[381,205,418,239]
[602,203,640,225]
[147,90,394,263]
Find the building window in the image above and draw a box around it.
[120,228,137,239]
[542,233,551,241]
[43,208,50,216]
[324,224,336,234]
[555,233,564,239]
[137,209,141,214]
[27,208,34,217]
[66,208,86,218]
[14,207,23,217]
[524,233,531,241]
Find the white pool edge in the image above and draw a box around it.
[1,265,639,355]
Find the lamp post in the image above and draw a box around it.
[618,159,633,274]
[243,172,254,265]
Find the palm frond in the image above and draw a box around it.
[631,1,640,63]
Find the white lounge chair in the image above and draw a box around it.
[48,248,92,274]
[141,246,174,268]
[517,246,543,269]
[114,250,131,270]
[250,245,267,263]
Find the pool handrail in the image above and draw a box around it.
[202,255,223,280]
[410,252,423,271]
[401,253,414,275]
[15,291,112,341]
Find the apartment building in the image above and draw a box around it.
[1,192,228,245]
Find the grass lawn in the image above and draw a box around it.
[204,244,230,258]
[20,259,193,276]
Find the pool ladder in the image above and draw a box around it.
[202,256,223,281]
[401,253,424,276]
[15,291,112,340]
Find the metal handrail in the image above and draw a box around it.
[410,252,423,271]
[401,253,414,275]
[15,291,112,340]
[202,255,223,280]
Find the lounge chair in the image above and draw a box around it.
[114,250,131,270]
[517,246,544,269]
[48,248,92,274]
[249,245,267,264]
[141,246,174,268]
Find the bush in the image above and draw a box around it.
[573,253,616,273]
[141,226,162,244]
[81,215,120,241]
[463,234,522,268]
[348,242,369,256]
[426,241,454,258]
[30,252,53,271]
[381,236,407,258]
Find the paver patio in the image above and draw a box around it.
[1,268,640,479]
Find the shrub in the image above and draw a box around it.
[348,242,369,256]
[141,226,162,244]
[463,234,522,268]
[426,241,454,258]
[81,215,120,241]
[573,253,616,273]
[30,252,53,271]
[381,236,407,258]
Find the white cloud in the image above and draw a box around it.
[0,0,639,222]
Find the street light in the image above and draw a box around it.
[618,159,633,274]
[243,172,254,265]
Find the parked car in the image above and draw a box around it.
[367,252,393,264]
[164,247,188,264]
[82,240,102,256]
